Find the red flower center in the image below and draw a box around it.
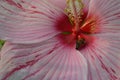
[55,12,97,50]
[55,0,99,50]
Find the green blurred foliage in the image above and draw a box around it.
[0,40,5,49]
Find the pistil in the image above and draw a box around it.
[65,0,83,33]
[65,0,96,49]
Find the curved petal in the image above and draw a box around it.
[0,0,65,44]
[80,35,120,80]
[82,0,90,13]
[0,38,88,80]
[85,1,120,79]
[87,0,120,33]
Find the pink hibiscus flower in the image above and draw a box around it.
[0,0,120,80]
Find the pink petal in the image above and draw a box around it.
[49,0,66,9]
[0,38,88,80]
[87,0,120,33]
[82,0,120,79]
[0,0,65,44]
[82,0,90,13]
[80,36,120,80]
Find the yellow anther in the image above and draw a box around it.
[65,0,84,32]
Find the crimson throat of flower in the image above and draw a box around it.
[64,0,97,50]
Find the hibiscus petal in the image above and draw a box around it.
[80,35,120,80]
[0,38,88,80]
[49,0,66,9]
[85,1,120,79]
[87,0,120,33]
[0,0,65,44]
[82,0,90,13]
